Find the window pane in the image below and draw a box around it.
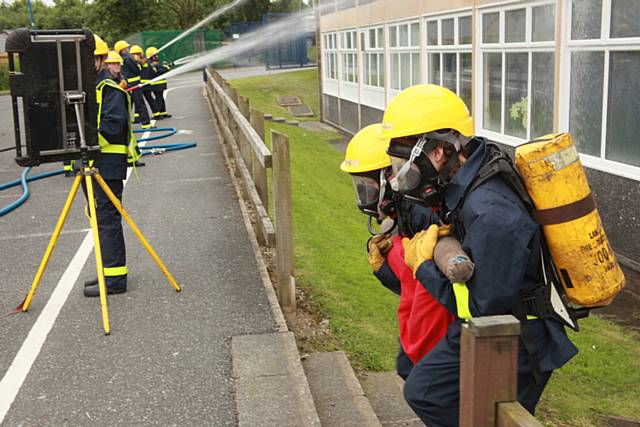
[372,54,379,86]
[429,53,441,84]
[377,28,383,48]
[483,12,500,43]
[412,52,420,85]
[611,0,640,38]
[399,25,409,47]
[531,52,554,138]
[369,29,375,48]
[572,0,602,40]
[442,18,454,45]
[532,4,555,42]
[459,16,472,45]
[506,9,526,43]
[606,51,640,166]
[569,51,604,156]
[390,26,398,47]
[411,23,420,46]
[460,53,472,110]
[364,55,370,85]
[378,53,385,86]
[483,52,502,132]
[400,53,411,89]
[391,53,400,90]
[505,52,528,138]
[443,53,457,93]
[427,20,438,46]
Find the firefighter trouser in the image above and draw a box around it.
[143,89,158,116]
[131,88,150,126]
[402,322,551,427]
[152,87,167,116]
[82,179,127,289]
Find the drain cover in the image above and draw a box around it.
[288,104,314,117]
[277,96,302,106]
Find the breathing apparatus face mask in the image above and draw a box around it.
[387,138,443,209]
[350,169,396,234]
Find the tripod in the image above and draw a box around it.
[18,152,182,335]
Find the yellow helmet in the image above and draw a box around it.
[104,50,123,64]
[381,84,474,141]
[114,40,130,53]
[130,45,143,55]
[341,124,390,173]
[145,46,159,58]
[94,34,109,56]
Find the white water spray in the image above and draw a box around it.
[154,0,248,57]
[145,8,317,84]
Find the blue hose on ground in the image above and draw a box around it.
[134,127,178,143]
[0,167,32,217]
[0,141,198,217]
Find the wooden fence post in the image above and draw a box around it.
[271,129,295,311]
[460,315,520,427]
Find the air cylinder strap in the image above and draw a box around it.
[531,193,596,226]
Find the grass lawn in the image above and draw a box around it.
[229,68,640,427]
[229,69,320,122]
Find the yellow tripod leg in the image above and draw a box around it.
[85,172,111,335]
[22,175,83,312]
[93,173,182,292]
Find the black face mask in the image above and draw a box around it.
[387,140,445,209]
[350,169,396,220]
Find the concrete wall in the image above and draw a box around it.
[360,104,384,127]
[339,98,360,133]
[323,94,339,125]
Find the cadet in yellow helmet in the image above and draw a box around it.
[385,84,577,427]
[146,46,171,119]
[81,46,141,297]
[115,40,152,129]
[140,46,160,118]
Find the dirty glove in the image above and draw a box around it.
[403,224,451,274]
[367,234,392,272]
[119,80,128,90]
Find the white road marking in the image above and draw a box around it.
[0,122,155,424]
[0,228,90,241]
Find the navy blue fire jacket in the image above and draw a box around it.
[94,70,129,180]
[414,138,578,372]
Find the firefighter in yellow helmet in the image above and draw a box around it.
[81,46,141,297]
[115,40,152,129]
[145,46,171,119]
[140,46,160,118]
[384,84,577,427]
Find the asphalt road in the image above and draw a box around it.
[0,72,277,426]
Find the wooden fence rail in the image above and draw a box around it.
[460,315,544,427]
[204,66,295,311]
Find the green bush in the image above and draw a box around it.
[0,63,9,92]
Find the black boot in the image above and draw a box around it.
[83,284,127,297]
[84,278,98,287]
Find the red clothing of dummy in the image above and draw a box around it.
[386,235,455,363]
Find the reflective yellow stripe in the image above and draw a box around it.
[104,266,128,276]
[452,282,472,321]
[140,79,149,83]
[150,80,166,85]
[100,142,128,154]
[127,76,141,83]
[527,315,538,320]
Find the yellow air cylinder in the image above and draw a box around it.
[515,133,625,307]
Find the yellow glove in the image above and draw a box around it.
[119,80,128,90]
[403,224,449,274]
[368,234,392,272]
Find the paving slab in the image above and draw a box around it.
[358,372,424,426]
[303,352,381,427]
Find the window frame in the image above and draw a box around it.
[475,1,556,145]
[322,32,338,81]
[424,10,473,108]
[558,0,640,180]
[359,25,385,89]
[387,19,421,93]
[340,29,359,84]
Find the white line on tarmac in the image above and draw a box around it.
[0,123,155,424]
[0,228,90,241]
